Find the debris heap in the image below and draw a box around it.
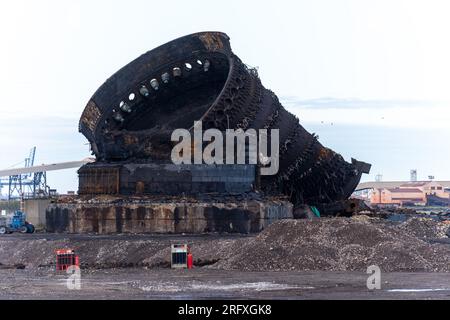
[2,218,449,272]
[211,219,450,272]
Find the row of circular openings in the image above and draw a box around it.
[138,59,211,97]
[113,59,211,123]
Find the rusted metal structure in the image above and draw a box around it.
[78,31,370,209]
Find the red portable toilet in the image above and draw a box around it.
[55,249,79,272]
[187,247,193,269]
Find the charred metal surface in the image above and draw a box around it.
[78,163,256,196]
[78,31,371,208]
[78,166,120,195]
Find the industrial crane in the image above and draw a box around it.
[0,147,93,200]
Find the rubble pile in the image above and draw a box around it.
[397,217,450,239]
[0,236,245,270]
[0,238,169,269]
[0,217,449,273]
[211,219,450,272]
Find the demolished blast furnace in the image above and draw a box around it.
[47,32,371,234]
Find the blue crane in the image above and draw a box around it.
[0,147,49,200]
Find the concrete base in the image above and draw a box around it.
[46,196,293,234]
[23,199,51,229]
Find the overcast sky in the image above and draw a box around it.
[1,0,449,194]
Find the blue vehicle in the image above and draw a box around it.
[0,211,35,234]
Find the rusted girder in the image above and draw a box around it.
[79,31,371,206]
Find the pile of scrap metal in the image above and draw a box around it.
[78,31,371,217]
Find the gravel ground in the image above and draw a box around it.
[1,268,450,300]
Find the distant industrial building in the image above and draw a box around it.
[355,181,450,206]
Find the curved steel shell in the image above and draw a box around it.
[79,32,370,206]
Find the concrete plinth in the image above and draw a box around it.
[23,199,51,229]
[46,196,293,234]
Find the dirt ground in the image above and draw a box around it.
[0,217,449,299]
[1,268,450,300]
